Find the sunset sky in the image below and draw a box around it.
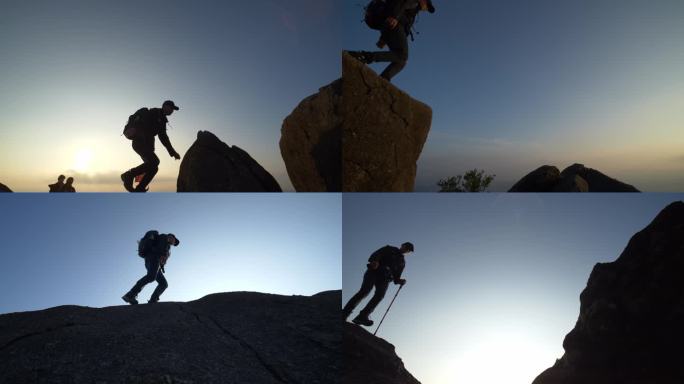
[343,193,682,384]
[0,0,341,192]
[344,0,684,191]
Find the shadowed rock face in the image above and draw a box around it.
[342,52,432,192]
[509,163,640,192]
[177,131,282,192]
[0,183,11,192]
[533,201,684,384]
[280,79,342,192]
[344,322,421,384]
[0,290,340,384]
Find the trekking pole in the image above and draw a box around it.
[373,284,403,336]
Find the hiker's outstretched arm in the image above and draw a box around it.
[158,131,178,157]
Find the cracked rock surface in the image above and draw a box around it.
[533,202,684,384]
[344,322,420,384]
[0,290,340,384]
[280,79,342,192]
[178,131,282,192]
[509,163,640,192]
[342,52,432,192]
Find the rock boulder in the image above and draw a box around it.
[509,163,639,192]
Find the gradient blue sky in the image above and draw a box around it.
[0,0,341,191]
[344,0,684,191]
[343,193,683,384]
[0,193,341,314]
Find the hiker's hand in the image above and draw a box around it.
[396,278,407,286]
[386,17,399,30]
[369,261,380,270]
[171,151,181,160]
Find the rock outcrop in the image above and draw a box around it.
[509,163,640,192]
[342,52,432,192]
[533,201,684,384]
[344,322,421,384]
[281,79,342,192]
[0,290,341,384]
[178,131,282,192]
[0,183,11,192]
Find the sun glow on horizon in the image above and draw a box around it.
[72,148,94,172]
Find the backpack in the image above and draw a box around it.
[137,230,158,258]
[123,108,148,140]
[364,0,388,30]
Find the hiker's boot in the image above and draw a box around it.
[132,185,149,193]
[122,293,138,305]
[346,50,373,64]
[148,298,159,304]
[121,171,135,192]
[352,314,374,327]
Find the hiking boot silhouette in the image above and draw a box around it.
[121,172,134,192]
[352,314,374,327]
[148,298,159,304]
[122,294,138,305]
[346,51,373,64]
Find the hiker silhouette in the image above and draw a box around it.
[48,175,66,192]
[348,0,435,81]
[122,231,180,305]
[342,242,413,326]
[121,100,182,192]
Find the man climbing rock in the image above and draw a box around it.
[122,231,179,305]
[342,242,414,326]
[348,0,435,81]
[121,100,182,192]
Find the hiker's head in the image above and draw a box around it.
[66,177,74,185]
[400,242,414,254]
[420,0,435,13]
[167,233,180,246]
[58,175,66,182]
[162,100,180,116]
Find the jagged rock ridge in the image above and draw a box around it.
[0,290,340,384]
[177,130,282,192]
[342,52,432,192]
[533,201,684,384]
[0,182,11,192]
[280,79,342,192]
[509,163,640,192]
[344,322,421,384]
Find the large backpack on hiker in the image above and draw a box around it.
[138,230,158,258]
[123,108,149,140]
[364,0,388,30]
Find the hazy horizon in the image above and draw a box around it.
[343,193,683,384]
[344,0,684,192]
[0,0,342,192]
[0,193,342,315]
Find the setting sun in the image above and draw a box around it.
[73,148,93,172]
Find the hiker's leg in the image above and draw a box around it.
[378,28,409,81]
[359,278,389,318]
[150,272,168,302]
[127,257,160,297]
[127,141,151,177]
[135,152,160,190]
[342,270,376,317]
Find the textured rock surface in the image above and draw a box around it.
[509,163,639,192]
[342,52,432,192]
[0,182,11,192]
[533,201,684,384]
[280,79,342,192]
[177,131,282,192]
[344,322,421,384]
[0,291,341,384]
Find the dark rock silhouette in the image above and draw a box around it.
[343,52,432,192]
[0,291,341,384]
[344,322,421,384]
[509,163,640,192]
[178,131,282,192]
[281,79,342,192]
[0,182,11,192]
[533,201,684,384]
